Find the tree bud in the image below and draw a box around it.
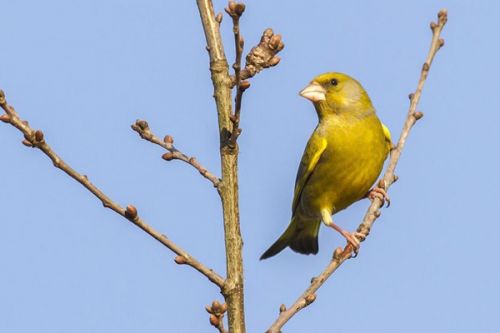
[125,205,137,219]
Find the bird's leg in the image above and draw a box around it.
[365,179,391,207]
[320,209,364,255]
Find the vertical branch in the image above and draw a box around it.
[226,1,247,147]
[196,1,246,332]
[228,2,244,86]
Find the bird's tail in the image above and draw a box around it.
[260,217,320,260]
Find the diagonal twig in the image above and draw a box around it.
[266,9,448,333]
[131,119,221,187]
[0,94,225,288]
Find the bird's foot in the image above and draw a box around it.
[321,209,365,257]
[339,230,365,257]
[366,183,390,208]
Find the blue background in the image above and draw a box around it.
[1,1,499,332]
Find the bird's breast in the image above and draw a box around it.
[299,114,387,216]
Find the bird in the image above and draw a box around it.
[260,72,392,260]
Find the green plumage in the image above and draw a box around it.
[261,73,391,260]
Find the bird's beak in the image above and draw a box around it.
[299,82,327,102]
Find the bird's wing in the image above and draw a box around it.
[291,132,328,213]
[381,122,393,154]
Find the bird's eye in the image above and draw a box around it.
[330,79,338,86]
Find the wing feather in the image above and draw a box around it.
[291,133,327,213]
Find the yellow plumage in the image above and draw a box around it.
[261,73,391,259]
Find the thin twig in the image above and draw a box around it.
[226,1,247,147]
[0,94,225,289]
[226,2,245,86]
[229,86,244,147]
[266,9,448,333]
[131,119,221,187]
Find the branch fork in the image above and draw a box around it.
[2,3,446,333]
[0,90,225,289]
[223,2,285,149]
[131,119,221,187]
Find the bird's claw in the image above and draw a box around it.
[341,231,365,257]
[322,212,366,257]
[367,187,391,208]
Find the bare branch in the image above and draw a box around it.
[197,2,285,331]
[0,92,225,289]
[225,4,284,149]
[266,8,448,333]
[196,0,246,331]
[226,1,248,147]
[228,81,250,147]
[131,119,221,187]
[225,1,245,85]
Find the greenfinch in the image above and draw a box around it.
[261,72,392,259]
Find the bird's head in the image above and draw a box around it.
[299,72,372,116]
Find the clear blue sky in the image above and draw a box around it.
[1,1,499,332]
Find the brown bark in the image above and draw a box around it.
[196,1,246,332]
